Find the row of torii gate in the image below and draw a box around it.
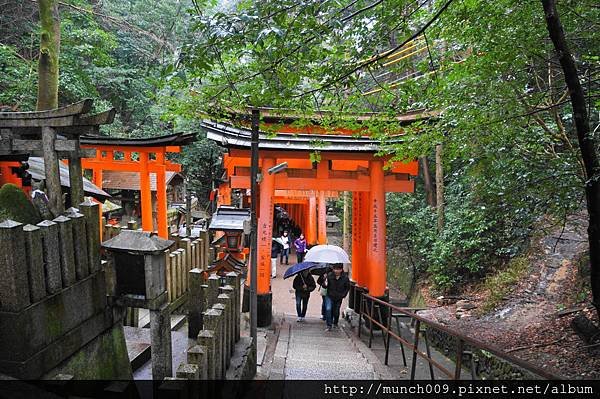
[204,109,428,324]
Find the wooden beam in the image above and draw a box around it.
[231,173,414,192]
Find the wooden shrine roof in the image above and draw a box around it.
[202,120,403,152]
[80,132,196,148]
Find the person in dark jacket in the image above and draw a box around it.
[323,264,350,331]
[293,270,316,322]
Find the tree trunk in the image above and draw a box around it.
[435,144,444,232]
[37,0,60,111]
[420,156,436,207]
[542,0,600,320]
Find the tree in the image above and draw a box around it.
[36,0,60,110]
[541,0,600,319]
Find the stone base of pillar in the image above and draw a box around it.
[257,293,272,328]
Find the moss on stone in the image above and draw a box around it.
[45,324,132,379]
[0,183,41,224]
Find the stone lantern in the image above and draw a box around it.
[326,207,341,228]
[102,229,174,380]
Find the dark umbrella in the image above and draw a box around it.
[310,263,331,276]
[283,261,321,279]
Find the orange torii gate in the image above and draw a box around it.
[80,133,195,238]
[204,112,425,326]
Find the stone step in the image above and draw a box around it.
[287,344,356,353]
[286,359,374,373]
[284,369,375,380]
[286,350,366,362]
[287,349,365,360]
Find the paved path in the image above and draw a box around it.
[269,316,378,380]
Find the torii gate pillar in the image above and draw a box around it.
[256,157,275,326]
[307,195,317,245]
[367,160,387,298]
[317,191,327,245]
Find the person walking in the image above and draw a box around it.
[323,264,350,331]
[317,269,330,321]
[293,270,316,322]
[279,230,291,265]
[293,233,307,263]
[271,240,282,278]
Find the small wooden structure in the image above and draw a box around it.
[0,99,114,215]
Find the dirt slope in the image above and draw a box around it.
[418,213,599,379]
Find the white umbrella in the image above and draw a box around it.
[304,244,350,264]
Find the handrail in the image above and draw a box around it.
[357,292,561,380]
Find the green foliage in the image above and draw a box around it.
[480,256,529,313]
[0,184,41,225]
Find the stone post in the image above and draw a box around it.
[150,306,173,380]
[203,308,223,378]
[212,303,227,375]
[187,345,208,379]
[53,215,76,286]
[207,273,220,308]
[197,330,215,380]
[181,238,192,273]
[176,363,199,380]
[22,224,46,302]
[216,294,232,368]
[188,268,206,339]
[79,199,100,273]
[220,285,235,357]
[0,220,30,311]
[37,219,62,293]
[226,271,241,342]
[66,208,90,280]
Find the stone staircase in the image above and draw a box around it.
[272,316,376,380]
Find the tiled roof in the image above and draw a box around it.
[101,171,181,191]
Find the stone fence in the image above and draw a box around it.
[0,202,131,379]
[164,270,255,382]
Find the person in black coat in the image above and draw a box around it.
[293,270,316,322]
[323,264,350,331]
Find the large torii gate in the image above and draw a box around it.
[204,111,427,325]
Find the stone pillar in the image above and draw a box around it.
[79,198,101,273]
[219,285,235,357]
[0,220,30,311]
[37,219,62,293]
[215,298,230,369]
[176,363,199,379]
[203,308,223,378]
[225,272,241,343]
[22,224,46,302]
[207,273,220,307]
[187,345,208,379]
[54,215,76,287]
[68,153,84,207]
[181,238,192,274]
[150,306,173,380]
[188,268,205,339]
[197,330,215,380]
[66,208,89,280]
